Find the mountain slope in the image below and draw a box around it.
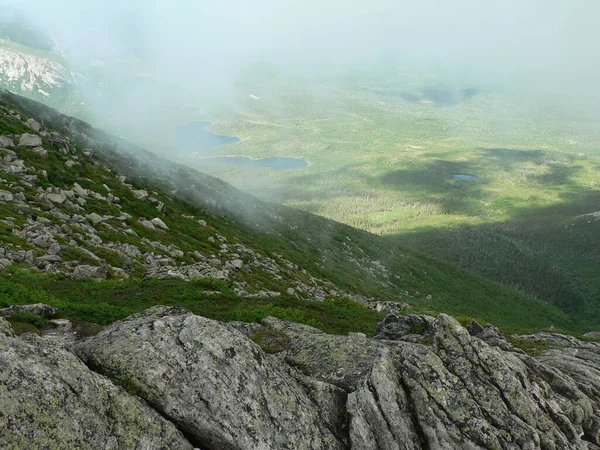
[0,90,577,334]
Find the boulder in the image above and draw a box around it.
[139,219,155,229]
[72,182,89,196]
[45,190,68,204]
[6,160,26,173]
[24,118,41,131]
[0,189,14,202]
[75,306,341,450]
[0,136,14,147]
[31,146,48,157]
[151,217,169,230]
[86,212,104,224]
[0,317,193,449]
[230,259,243,269]
[18,133,42,147]
[132,189,149,201]
[182,262,229,280]
[30,234,56,249]
[0,303,58,318]
[72,265,108,280]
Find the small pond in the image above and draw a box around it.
[451,173,477,181]
[174,121,240,154]
[199,156,309,169]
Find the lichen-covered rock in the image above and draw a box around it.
[0,135,14,147]
[72,264,107,280]
[260,313,600,449]
[374,314,435,341]
[18,133,42,147]
[75,306,342,450]
[0,317,15,337]
[0,303,58,319]
[0,319,193,450]
[265,316,384,391]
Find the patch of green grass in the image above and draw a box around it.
[407,324,429,335]
[508,337,552,357]
[0,268,386,336]
[7,320,41,335]
[251,328,291,353]
[455,316,486,328]
[420,336,434,346]
[119,377,142,396]
[8,311,48,329]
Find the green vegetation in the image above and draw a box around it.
[0,266,576,336]
[8,311,49,329]
[119,377,142,396]
[0,268,386,336]
[251,328,291,353]
[166,75,600,330]
[508,337,552,357]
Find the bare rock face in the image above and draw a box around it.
[0,317,193,450]
[75,306,342,450]
[4,305,600,449]
[72,308,600,449]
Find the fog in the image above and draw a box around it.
[2,0,600,142]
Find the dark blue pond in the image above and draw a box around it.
[200,156,309,169]
[451,173,478,181]
[174,121,240,154]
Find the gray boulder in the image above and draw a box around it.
[132,189,149,201]
[0,189,14,202]
[25,118,41,131]
[0,303,58,318]
[75,306,342,450]
[151,217,169,230]
[72,265,108,280]
[18,133,42,147]
[262,313,600,449]
[31,146,48,157]
[0,317,193,449]
[0,135,14,147]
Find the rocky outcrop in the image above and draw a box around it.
[75,306,342,450]
[3,306,600,448]
[71,308,600,450]
[0,316,193,450]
